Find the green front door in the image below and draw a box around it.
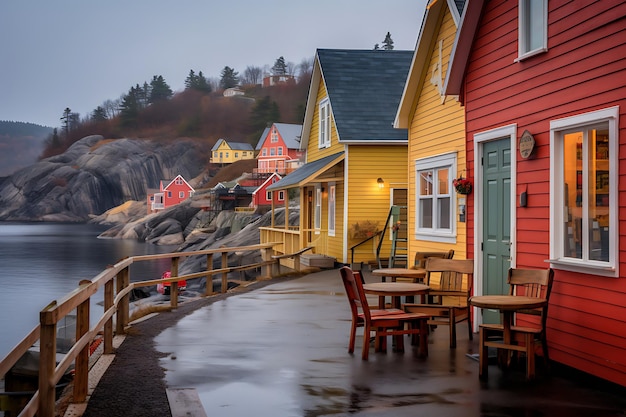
[482,138,512,323]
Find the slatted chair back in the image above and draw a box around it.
[340,266,370,323]
[413,249,454,268]
[507,267,555,318]
[425,257,473,297]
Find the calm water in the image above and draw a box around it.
[0,222,178,358]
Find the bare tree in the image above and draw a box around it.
[286,60,297,76]
[297,57,314,82]
[241,65,263,85]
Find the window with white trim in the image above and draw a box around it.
[314,185,322,233]
[271,128,278,143]
[518,0,547,59]
[415,153,456,242]
[266,191,272,201]
[328,183,336,236]
[318,98,331,149]
[550,107,618,275]
[278,191,285,201]
[270,148,276,156]
[179,191,184,198]
[278,147,283,156]
[262,148,267,156]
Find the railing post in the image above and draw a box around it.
[73,280,91,403]
[38,302,57,417]
[104,278,114,354]
[221,251,228,293]
[263,247,275,279]
[170,257,180,309]
[205,253,214,296]
[116,266,130,335]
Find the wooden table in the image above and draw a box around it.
[470,295,547,379]
[363,282,430,309]
[371,268,427,283]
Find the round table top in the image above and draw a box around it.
[362,282,430,296]
[371,268,427,278]
[469,295,547,310]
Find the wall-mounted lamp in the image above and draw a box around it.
[377,178,384,189]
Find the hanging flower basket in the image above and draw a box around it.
[453,176,473,195]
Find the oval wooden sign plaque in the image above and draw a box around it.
[519,130,535,159]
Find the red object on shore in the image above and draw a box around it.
[156,271,187,295]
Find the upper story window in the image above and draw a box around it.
[415,153,456,243]
[262,148,267,156]
[271,128,278,143]
[550,107,619,277]
[270,148,276,156]
[278,147,283,156]
[175,177,183,185]
[318,98,331,149]
[518,0,547,60]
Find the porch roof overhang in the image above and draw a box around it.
[266,152,344,191]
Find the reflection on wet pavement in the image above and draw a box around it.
[155,269,626,417]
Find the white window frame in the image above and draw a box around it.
[266,191,272,201]
[278,190,285,201]
[179,191,184,198]
[318,98,331,149]
[517,0,548,61]
[414,153,457,243]
[271,128,278,143]
[328,183,336,237]
[549,106,619,277]
[314,185,322,234]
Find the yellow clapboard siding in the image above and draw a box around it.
[406,4,467,260]
[307,81,343,161]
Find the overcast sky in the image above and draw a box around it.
[0,1,427,128]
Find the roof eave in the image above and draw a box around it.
[444,0,484,96]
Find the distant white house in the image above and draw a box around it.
[223,87,244,97]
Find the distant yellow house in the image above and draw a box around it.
[262,49,413,266]
[210,138,255,164]
[394,0,467,260]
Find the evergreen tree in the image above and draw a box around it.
[60,107,71,139]
[249,96,280,137]
[149,75,172,103]
[92,106,108,122]
[184,70,197,90]
[382,32,394,50]
[271,56,287,75]
[219,66,239,89]
[119,86,141,127]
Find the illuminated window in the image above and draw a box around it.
[550,107,618,276]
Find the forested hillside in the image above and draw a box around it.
[41,72,311,160]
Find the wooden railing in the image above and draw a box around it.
[0,243,281,417]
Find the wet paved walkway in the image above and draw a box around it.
[151,268,626,417]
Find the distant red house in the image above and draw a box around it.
[262,74,295,87]
[251,172,284,209]
[147,175,195,214]
[255,123,303,175]
[446,0,626,386]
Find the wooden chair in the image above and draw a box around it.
[401,250,455,302]
[403,258,474,348]
[479,267,554,379]
[339,266,430,360]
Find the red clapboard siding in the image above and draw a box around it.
[462,0,626,386]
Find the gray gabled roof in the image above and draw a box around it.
[267,152,344,191]
[255,123,302,150]
[211,138,254,151]
[317,49,412,143]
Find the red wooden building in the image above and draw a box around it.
[251,172,284,209]
[446,0,626,386]
[255,123,303,175]
[147,175,195,213]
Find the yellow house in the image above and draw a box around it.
[394,0,468,261]
[210,138,255,164]
[262,49,413,267]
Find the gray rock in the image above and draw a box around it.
[0,135,210,221]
